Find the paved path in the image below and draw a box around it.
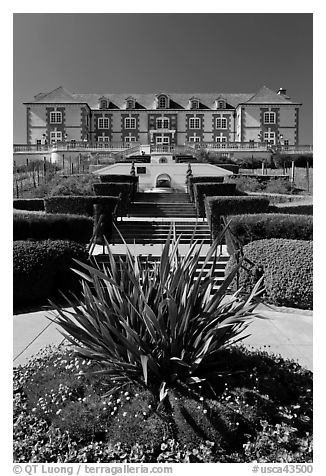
[13,302,312,371]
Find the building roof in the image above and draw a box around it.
[25,85,300,109]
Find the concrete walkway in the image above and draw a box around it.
[13,302,313,371]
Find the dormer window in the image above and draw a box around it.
[126,97,135,109]
[216,98,226,109]
[158,95,168,109]
[190,98,199,110]
[99,97,109,109]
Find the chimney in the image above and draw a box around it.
[277,88,287,96]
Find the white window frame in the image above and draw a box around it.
[125,136,137,143]
[189,117,201,129]
[50,130,62,142]
[98,117,109,129]
[264,112,276,124]
[263,131,276,145]
[215,136,227,148]
[124,117,136,129]
[50,111,62,124]
[189,136,201,143]
[158,96,168,109]
[156,136,170,145]
[216,117,227,129]
[156,118,170,129]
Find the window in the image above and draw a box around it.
[98,136,110,147]
[190,99,199,109]
[158,96,168,109]
[218,100,226,109]
[126,99,135,109]
[156,118,170,129]
[216,117,227,129]
[99,99,108,109]
[124,117,136,129]
[36,139,41,145]
[156,136,170,144]
[189,136,201,143]
[189,117,201,129]
[98,118,109,129]
[50,112,62,124]
[125,136,137,143]
[283,139,289,149]
[264,112,276,124]
[263,131,275,145]
[50,131,62,142]
[215,136,227,147]
[249,140,255,148]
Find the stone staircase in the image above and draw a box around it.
[128,192,198,218]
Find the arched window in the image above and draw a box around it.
[99,97,108,109]
[158,95,168,109]
[190,98,199,110]
[217,99,226,109]
[126,97,135,109]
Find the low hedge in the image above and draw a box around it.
[194,183,238,217]
[99,174,138,196]
[44,196,119,216]
[93,182,132,212]
[225,213,313,253]
[271,202,313,215]
[205,196,270,240]
[225,238,313,310]
[187,176,225,202]
[13,240,88,305]
[13,198,44,211]
[13,211,93,244]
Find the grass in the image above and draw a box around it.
[13,344,313,463]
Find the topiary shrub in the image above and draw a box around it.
[225,238,313,310]
[187,176,225,202]
[13,211,93,243]
[205,196,270,240]
[93,183,132,213]
[225,214,313,252]
[13,240,88,306]
[13,198,45,211]
[194,183,238,217]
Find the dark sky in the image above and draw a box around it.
[13,13,313,143]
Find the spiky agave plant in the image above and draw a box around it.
[50,222,265,405]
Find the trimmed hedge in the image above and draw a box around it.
[13,240,88,305]
[215,164,239,174]
[13,198,44,211]
[194,183,238,217]
[225,238,313,310]
[44,196,119,216]
[93,182,132,213]
[13,211,93,244]
[187,176,225,202]
[271,203,313,215]
[205,196,270,240]
[225,213,313,252]
[98,175,138,198]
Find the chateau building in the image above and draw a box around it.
[24,85,301,148]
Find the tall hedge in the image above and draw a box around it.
[225,238,313,310]
[44,196,119,216]
[205,196,270,240]
[187,176,225,202]
[271,203,313,215]
[13,240,88,305]
[93,182,132,213]
[99,174,139,196]
[194,183,238,217]
[13,211,93,243]
[13,198,44,211]
[225,213,313,253]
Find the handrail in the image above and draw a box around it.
[111,193,123,245]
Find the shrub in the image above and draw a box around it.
[49,174,98,196]
[227,175,291,194]
[271,202,313,215]
[205,196,270,239]
[13,211,93,243]
[13,198,44,211]
[13,345,313,463]
[13,240,88,305]
[225,214,313,252]
[44,196,119,216]
[194,183,238,217]
[187,176,225,202]
[93,183,132,213]
[225,239,313,310]
[215,164,239,174]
